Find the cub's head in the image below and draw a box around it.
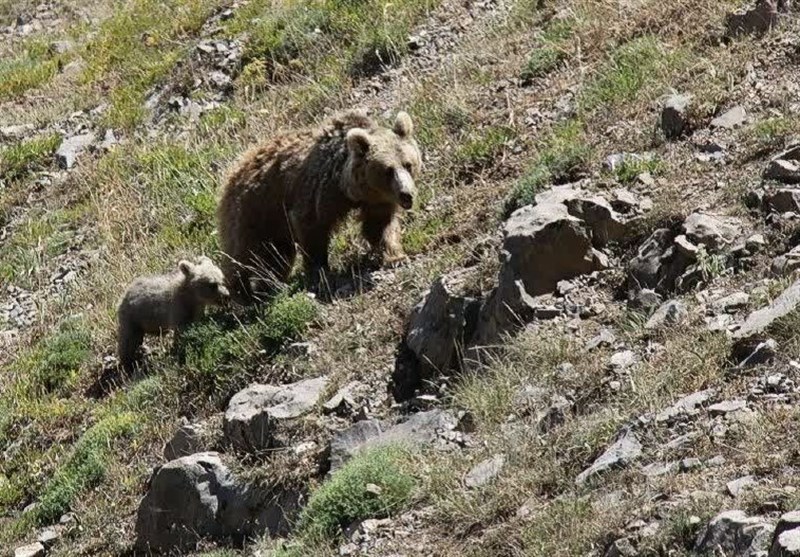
[345,111,422,210]
[179,256,230,305]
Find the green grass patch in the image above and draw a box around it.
[0,134,61,183]
[176,292,319,401]
[295,445,417,544]
[743,117,795,151]
[521,19,574,82]
[33,411,139,525]
[454,125,516,172]
[24,318,93,396]
[610,155,664,184]
[580,36,677,111]
[505,119,591,213]
[403,213,453,254]
[81,0,218,129]
[0,40,66,100]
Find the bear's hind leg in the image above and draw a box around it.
[117,321,144,373]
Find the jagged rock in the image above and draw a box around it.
[682,212,741,251]
[537,395,572,433]
[576,429,642,485]
[55,133,96,169]
[500,203,607,297]
[735,338,778,368]
[695,510,773,555]
[709,400,747,417]
[713,292,750,313]
[770,512,800,556]
[655,389,716,424]
[661,93,694,139]
[727,475,757,497]
[645,300,688,329]
[564,195,628,247]
[586,328,616,350]
[772,246,800,277]
[328,410,459,472]
[733,278,800,342]
[628,229,693,294]
[99,129,118,151]
[727,0,788,37]
[406,268,480,373]
[710,106,748,130]
[163,418,208,461]
[223,376,328,452]
[135,452,297,552]
[642,460,680,477]
[14,543,45,557]
[323,381,364,414]
[629,288,663,311]
[606,537,638,557]
[464,454,505,488]
[766,162,800,185]
[764,189,800,212]
[771,529,800,556]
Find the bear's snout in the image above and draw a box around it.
[394,167,416,210]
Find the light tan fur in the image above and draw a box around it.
[117,256,229,370]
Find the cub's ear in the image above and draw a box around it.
[178,260,194,277]
[346,128,371,156]
[393,111,413,138]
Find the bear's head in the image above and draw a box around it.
[178,256,230,305]
[345,112,422,210]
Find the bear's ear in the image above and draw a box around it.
[393,111,413,138]
[178,260,194,277]
[346,128,371,156]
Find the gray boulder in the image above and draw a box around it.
[576,429,642,485]
[163,418,209,461]
[733,278,800,341]
[135,452,298,553]
[465,454,506,488]
[695,510,773,555]
[764,188,800,212]
[771,529,800,557]
[223,376,328,452]
[628,228,693,294]
[14,544,45,557]
[682,212,741,251]
[710,106,748,130]
[661,93,693,139]
[645,300,688,329]
[55,133,96,169]
[771,246,800,277]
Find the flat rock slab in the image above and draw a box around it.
[576,429,641,485]
[14,543,45,557]
[727,475,757,497]
[709,400,747,417]
[328,410,459,473]
[224,376,328,452]
[655,389,716,423]
[695,510,773,555]
[645,300,688,329]
[710,106,747,130]
[733,279,800,340]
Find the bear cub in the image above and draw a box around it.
[117,256,229,371]
[217,110,422,301]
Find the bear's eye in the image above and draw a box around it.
[403,162,413,173]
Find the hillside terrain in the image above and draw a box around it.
[5,0,800,555]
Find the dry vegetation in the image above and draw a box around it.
[3,0,800,554]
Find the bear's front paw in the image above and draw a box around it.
[383,252,408,268]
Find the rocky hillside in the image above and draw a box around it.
[5,0,800,555]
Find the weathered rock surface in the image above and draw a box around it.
[661,93,693,139]
[163,418,209,461]
[645,300,688,329]
[135,453,298,553]
[771,529,800,557]
[695,510,773,555]
[710,106,747,130]
[772,246,800,277]
[55,133,96,169]
[329,410,460,472]
[655,389,716,424]
[223,376,328,452]
[727,475,757,497]
[14,543,45,557]
[576,429,642,485]
[733,279,800,341]
[763,188,800,212]
[682,212,741,250]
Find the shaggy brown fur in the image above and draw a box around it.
[216,110,422,300]
[117,256,229,371]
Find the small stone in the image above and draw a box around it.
[14,544,45,557]
[610,350,637,370]
[710,106,747,130]
[681,458,702,471]
[661,93,693,139]
[55,133,96,169]
[465,454,506,488]
[645,300,688,329]
[712,292,750,313]
[586,329,616,350]
[709,400,747,417]
[36,528,61,547]
[576,429,642,485]
[707,455,727,467]
[656,389,716,423]
[727,475,757,497]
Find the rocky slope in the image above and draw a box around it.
[6,0,800,556]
